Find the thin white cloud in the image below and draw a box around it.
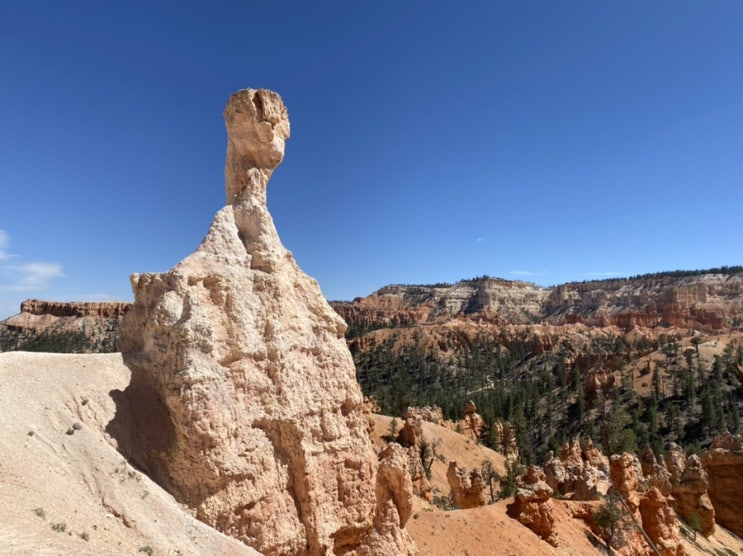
[0,232,65,292]
[0,232,66,320]
[475,237,485,243]
[0,262,65,292]
[0,229,10,260]
[510,270,539,276]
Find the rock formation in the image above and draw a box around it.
[446,462,486,509]
[395,408,433,501]
[507,466,558,546]
[0,299,128,353]
[459,400,484,441]
[702,432,743,537]
[670,455,715,537]
[334,271,743,332]
[607,452,683,555]
[118,88,415,555]
[609,452,648,514]
[542,438,609,501]
[640,445,672,497]
[638,487,684,556]
[663,443,687,486]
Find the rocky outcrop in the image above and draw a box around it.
[395,408,432,501]
[369,443,416,554]
[606,452,683,555]
[507,466,557,546]
[702,433,743,537]
[671,455,715,537]
[18,299,130,318]
[397,408,424,448]
[117,88,415,556]
[638,487,684,556]
[610,452,648,513]
[640,445,672,497]
[446,462,486,509]
[459,400,484,441]
[1,299,128,353]
[543,439,609,501]
[663,443,687,486]
[405,406,443,425]
[336,271,743,333]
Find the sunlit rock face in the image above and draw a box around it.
[119,89,415,556]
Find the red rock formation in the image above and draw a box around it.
[446,462,486,509]
[366,443,416,554]
[640,445,672,497]
[19,299,131,318]
[395,408,433,502]
[507,466,558,546]
[702,433,743,538]
[396,408,424,449]
[671,455,715,537]
[543,439,609,501]
[457,400,484,442]
[1,299,128,353]
[663,443,687,486]
[337,271,743,334]
[638,487,684,556]
[610,452,647,514]
[607,452,683,555]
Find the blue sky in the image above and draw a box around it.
[1,1,742,319]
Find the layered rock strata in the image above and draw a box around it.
[1,299,127,353]
[702,433,743,537]
[334,271,743,333]
[118,89,415,555]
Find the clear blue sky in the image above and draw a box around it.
[1,1,742,319]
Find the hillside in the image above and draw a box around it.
[326,271,743,463]
[0,351,257,555]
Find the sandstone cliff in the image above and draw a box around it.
[117,89,415,555]
[10,269,743,353]
[0,299,129,353]
[702,433,743,538]
[334,270,743,334]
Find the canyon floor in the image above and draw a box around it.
[2,350,743,555]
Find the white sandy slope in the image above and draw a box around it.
[0,351,259,556]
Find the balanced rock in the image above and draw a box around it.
[119,89,415,556]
